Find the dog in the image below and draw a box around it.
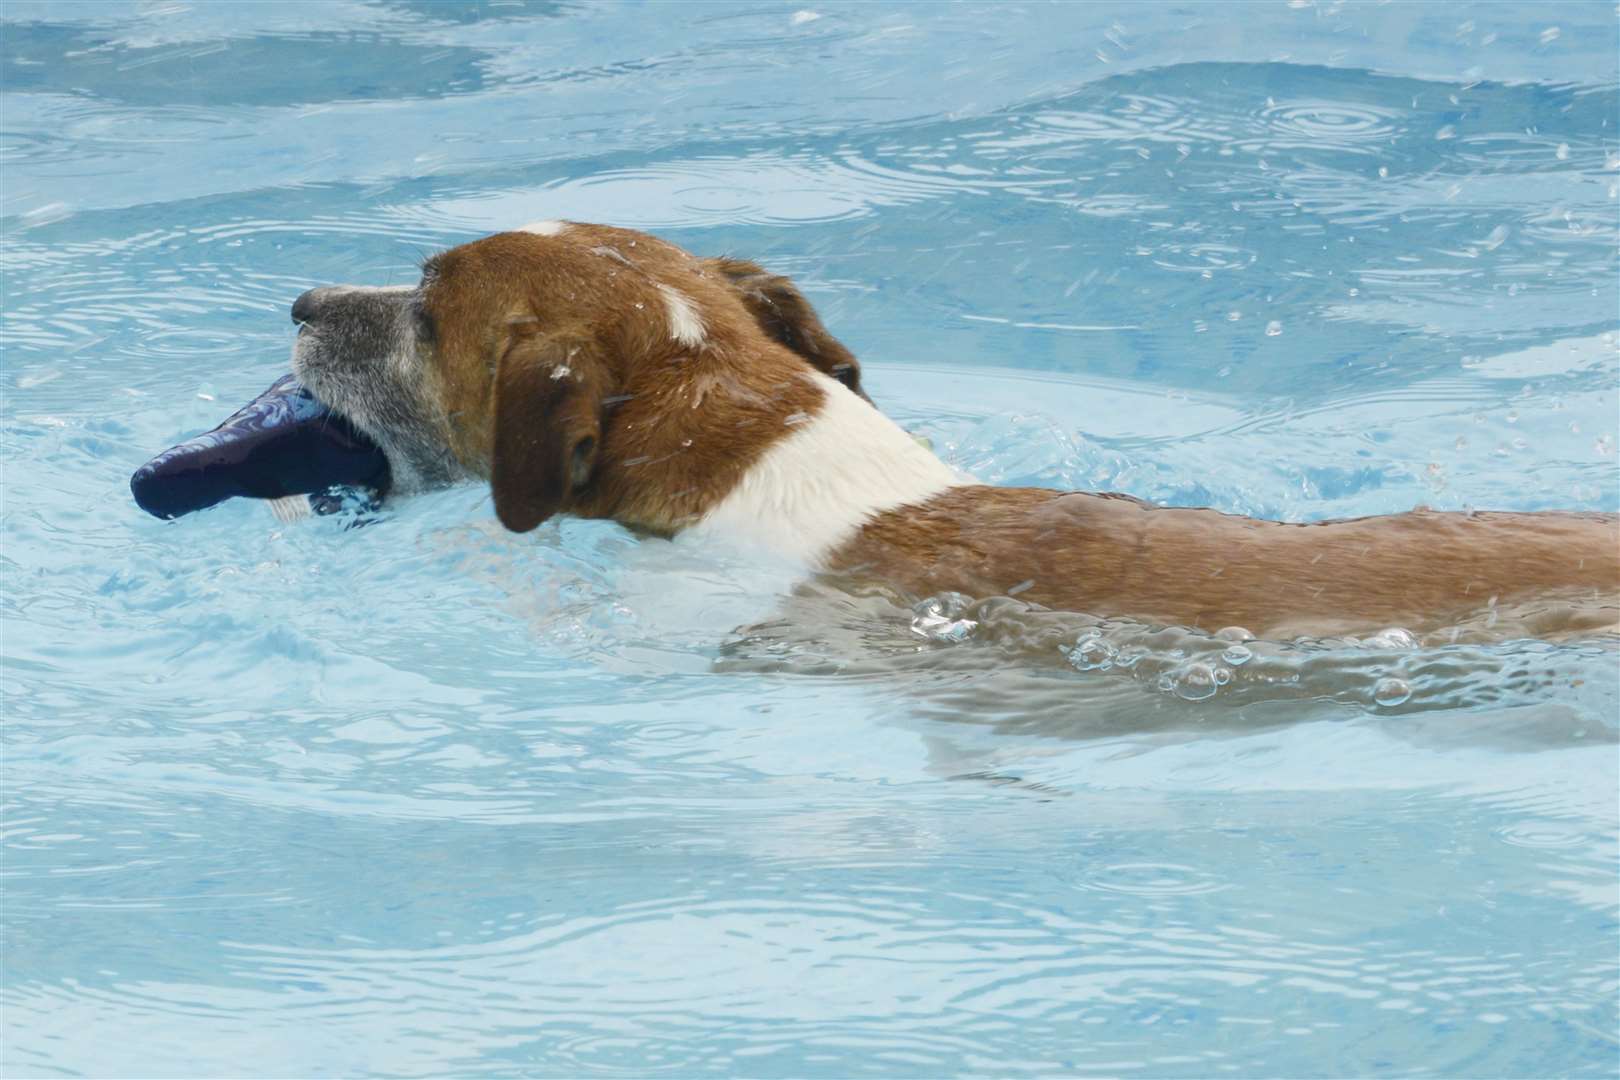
[291,221,1619,643]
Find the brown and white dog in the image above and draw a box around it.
[291,221,1619,643]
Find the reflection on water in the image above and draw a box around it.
[3,1,1618,1077]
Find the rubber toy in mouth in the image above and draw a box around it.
[130,374,390,521]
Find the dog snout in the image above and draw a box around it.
[291,287,338,326]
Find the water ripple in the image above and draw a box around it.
[1258,99,1403,150]
[1075,862,1230,897]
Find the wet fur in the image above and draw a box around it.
[291,222,1620,642]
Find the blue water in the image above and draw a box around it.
[4,2,1619,1076]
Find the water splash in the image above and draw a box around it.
[910,592,979,643]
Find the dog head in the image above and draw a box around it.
[291,222,867,533]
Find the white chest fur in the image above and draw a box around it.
[685,371,962,566]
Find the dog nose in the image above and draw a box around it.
[291,288,322,326]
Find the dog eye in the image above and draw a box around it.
[414,306,436,344]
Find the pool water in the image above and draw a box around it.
[3,2,1618,1076]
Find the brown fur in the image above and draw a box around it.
[701,256,868,402]
[833,487,1620,639]
[421,225,826,535]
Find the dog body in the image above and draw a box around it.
[291,222,1619,641]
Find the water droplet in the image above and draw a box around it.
[1373,677,1412,707]
[1215,626,1255,643]
[1378,165,1389,178]
[1265,320,1282,337]
[1221,643,1253,666]
[1169,662,1220,701]
[1227,310,1242,322]
[1213,666,1232,686]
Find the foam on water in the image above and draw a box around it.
[3,2,1618,1076]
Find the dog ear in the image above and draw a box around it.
[491,330,603,533]
[704,257,869,403]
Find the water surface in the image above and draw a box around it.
[3,2,1618,1076]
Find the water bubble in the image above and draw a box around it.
[1265,320,1282,337]
[1227,310,1242,322]
[1364,627,1418,649]
[1373,677,1412,707]
[1067,635,1117,671]
[1215,626,1254,642]
[1555,143,1570,161]
[1221,643,1253,666]
[1213,666,1232,686]
[1378,165,1390,178]
[1114,646,1147,670]
[1168,662,1220,701]
[909,593,978,643]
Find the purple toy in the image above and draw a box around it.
[131,375,389,520]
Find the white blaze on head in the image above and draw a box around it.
[517,220,569,236]
[657,283,706,348]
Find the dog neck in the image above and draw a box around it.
[683,371,962,566]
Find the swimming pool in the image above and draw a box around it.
[3,1,1617,1075]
